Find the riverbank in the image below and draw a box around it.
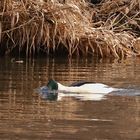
[0,0,140,58]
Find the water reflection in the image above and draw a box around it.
[0,57,140,139]
[1,57,140,90]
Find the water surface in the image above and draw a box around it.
[0,57,140,140]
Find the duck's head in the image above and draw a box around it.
[47,79,58,90]
[39,79,58,101]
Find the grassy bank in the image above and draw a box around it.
[0,0,140,58]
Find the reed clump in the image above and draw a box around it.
[0,0,140,58]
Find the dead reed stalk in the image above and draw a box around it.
[0,0,140,57]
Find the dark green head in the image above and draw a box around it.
[47,79,58,90]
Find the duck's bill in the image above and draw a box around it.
[34,86,58,101]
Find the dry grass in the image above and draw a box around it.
[0,0,140,58]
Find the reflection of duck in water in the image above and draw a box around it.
[37,79,117,101]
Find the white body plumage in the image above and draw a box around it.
[57,82,116,101]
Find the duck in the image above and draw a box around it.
[36,79,117,101]
[11,58,24,64]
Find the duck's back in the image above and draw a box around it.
[69,81,94,87]
[61,81,116,94]
[79,83,115,94]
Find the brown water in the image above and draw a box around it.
[0,57,140,140]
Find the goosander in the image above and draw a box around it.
[36,79,117,101]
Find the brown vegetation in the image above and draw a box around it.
[0,0,140,58]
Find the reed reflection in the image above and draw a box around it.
[1,57,140,92]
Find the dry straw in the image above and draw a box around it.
[0,0,140,57]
